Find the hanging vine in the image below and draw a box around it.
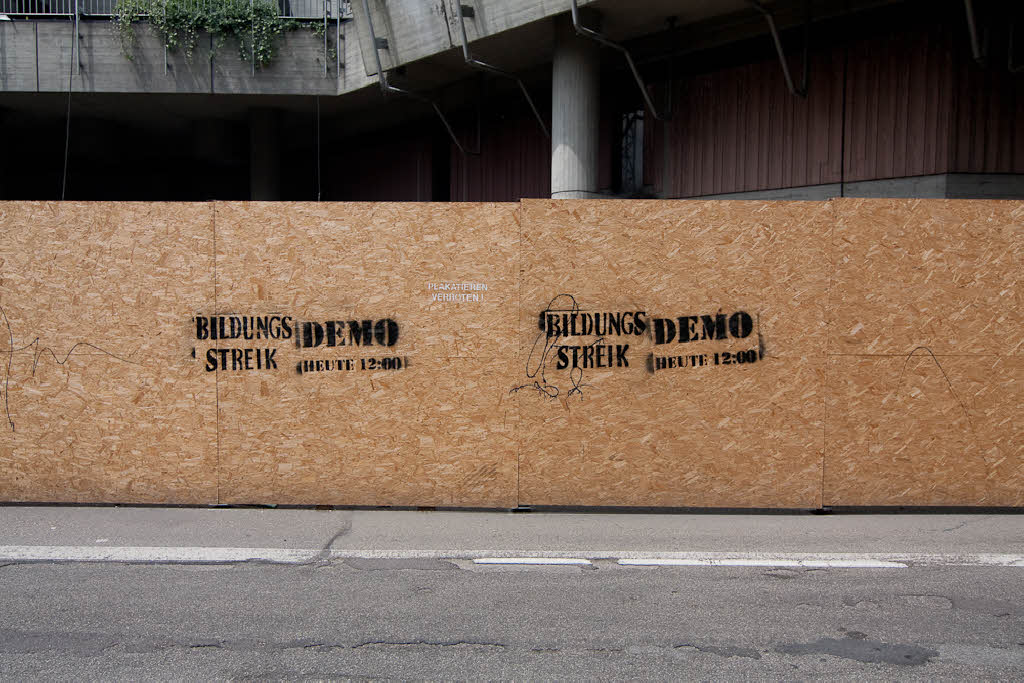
[112,0,298,69]
[309,19,337,66]
[112,0,147,57]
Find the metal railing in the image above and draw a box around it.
[0,0,78,16]
[0,0,350,19]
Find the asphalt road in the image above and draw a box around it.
[1,507,1022,679]
[1,560,1022,680]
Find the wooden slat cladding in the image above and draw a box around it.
[950,51,1024,174]
[646,19,1024,197]
[645,48,845,198]
[842,21,956,183]
[449,109,552,202]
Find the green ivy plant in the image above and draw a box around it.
[309,19,337,66]
[112,0,299,69]
[112,0,147,58]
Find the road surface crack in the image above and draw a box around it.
[673,643,762,659]
[942,516,989,533]
[352,640,506,650]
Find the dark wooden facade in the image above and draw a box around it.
[644,12,1024,197]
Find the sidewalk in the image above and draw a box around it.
[0,506,1022,566]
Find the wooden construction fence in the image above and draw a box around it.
[0,199,1019,507]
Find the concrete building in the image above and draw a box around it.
[0,0,1021,201]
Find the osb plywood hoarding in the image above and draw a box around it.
[514,200,830,508]
[0,198,1020,508]
[212,203,519,507]
[824,199,1023,506]
[0,202,218,503]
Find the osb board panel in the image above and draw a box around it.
[825,198,1021,506]
[829,199,1023,355]
[0,202,217,503]
[824,355,1023,506]
[213,202,518,506]
[516,200,830,508]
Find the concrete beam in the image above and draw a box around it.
[945,173,1024,200]
[38,22,213,93]
[339,19,376,94]
[4,20,346,95]
[0,21,39,92]
[351,0,453,77]
[843,175,947,199]
[351,0,606,79]
[443,0,574,46]
[211,27,336,95]
[680,174,1024,201]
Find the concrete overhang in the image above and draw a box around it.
[349,0,906,99]
[0,0,908,138]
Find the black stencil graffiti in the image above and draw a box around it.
[0,305,137,432]
[646,310,765,373]
[193,314,403,375]
[511,294,623,401]
[296,319,400,349]
[651,310,754,345]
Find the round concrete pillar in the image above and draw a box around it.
[551,13,600,199]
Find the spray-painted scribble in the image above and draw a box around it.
[1,305,138,432]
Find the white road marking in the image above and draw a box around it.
[618,557,907,569]
[474,557,592,565]
[0,546,1020,567]
[611,552,1024,567]
[0,546,321,563]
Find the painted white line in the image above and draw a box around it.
[0,546,322,564]
[0,547,1021,567]
[611,552,1024,567]
[618,558,907,569]
[474,557,592,566]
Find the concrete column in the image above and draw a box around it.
[249,108,281,201]
[551,12,600,199]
